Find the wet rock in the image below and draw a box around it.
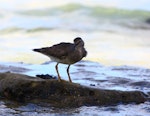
[90,84,95,86]
[110,77,131,85]
[0,72,148,108]
[130,81,150,88]
[36,74,56,79]
[146,18,150,24]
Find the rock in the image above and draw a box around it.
[0,72,148,108]
[36,74,57,79]
[146,18,150,24]
[130,81,150,88]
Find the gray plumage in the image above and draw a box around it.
[33,37,87,83]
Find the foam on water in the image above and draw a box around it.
[0,1,150,115]
[0,3,150,67]
[0,3,150,32]
[0,61,150,116]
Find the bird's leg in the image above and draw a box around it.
[55,63,61,82]
[67,65,72,83]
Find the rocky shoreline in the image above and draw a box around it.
[0,72,148,108]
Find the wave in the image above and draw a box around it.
[0,27,23,34]
[0,27,55,34]
[17,4,85,16]
[0,3,150,33]
[18,3,150,18]
[17,3,150,30]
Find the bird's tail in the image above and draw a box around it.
[33,48,48,53]
[33,48,41,52]
[33,48,49,55]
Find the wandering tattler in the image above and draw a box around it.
[33,37,87,83]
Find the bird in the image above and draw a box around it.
[33,37,87,83]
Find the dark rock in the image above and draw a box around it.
[36,74,56,79]
[90,84,95,86]
[0,72,148,108]
[130,81,150,88]
[146,18,150,24]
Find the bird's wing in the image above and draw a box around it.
[34,42,75,59]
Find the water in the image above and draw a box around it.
[0,2,150,67]
[0,61,150,115]
[0,0,150,115]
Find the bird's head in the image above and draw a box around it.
[74,37,84,47]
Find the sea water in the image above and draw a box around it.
[0,0,150,116]
[0,1,150,67]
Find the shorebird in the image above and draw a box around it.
[33,37,87,83]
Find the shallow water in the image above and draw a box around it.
[0,101,150,116]
[0,61,150,116]
[0,1,150,115]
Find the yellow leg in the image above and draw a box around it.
[67,65,72,83]
[55,63,61,82]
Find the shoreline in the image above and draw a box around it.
[0,61,150,115]
[0,61,150,92]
